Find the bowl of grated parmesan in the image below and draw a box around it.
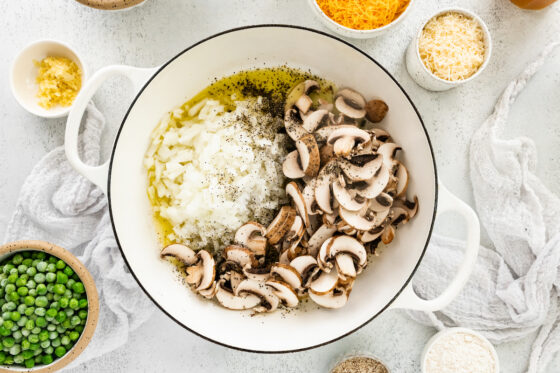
[405,8,492,91]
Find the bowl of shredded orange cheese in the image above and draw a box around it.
[10,40,87,118]
[309,0,414,38]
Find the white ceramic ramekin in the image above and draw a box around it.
[405,8,492,91]
[421,327,499,373]
[10,40,87,119]
[307,0,415,39]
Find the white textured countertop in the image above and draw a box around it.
[1,0,560,372]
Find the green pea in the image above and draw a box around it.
[5,302,15,312]
[66,279,76,289]
[23,297,35,307]
[4,355,13,365]
[78,299,88,309]
[55,311,66,323]
[4,284,15,295]
[47,325,56,332]
[26,267,36,277]
[24,307,34,317]
[53,284,65,295]
[46,264,56,273]
[17,265,27,274]
[64,290,72,299]
[7,274,17,284]
[33,273,45,284]
[49,302,60,311]
[69,331,79,341]
[21,329,29,337]
[59,298,69,308]
[12,330,22,341]
[61,319,71,329]
[44,346,53,355]
[40,340,50,349]
[12,255,23,265]
[56,272,68,285]
[72,282,85,294]
[70,316,81,326]
[45,309,57,319]
[35,296,48,308]
[74,325,83,333]
[15,278,26,288]
[35,316,46,326]
[48,331,58,340]
[29,342,39,351]
[0,351,5,363]
[38,330,49,342]
[16,287,28,297]
[22,258,32,267]
[42,354,53,364]
[45,273,56,283]
[21,339,30,351]
[54,346,66,358]
[36,284,47,296]
[24,319,34,330]
[27,335,39,344]
[16,316,27,328]
[24,357,35,368]
[13,354,23,364]
[63,266,74,277]
[10,312,20,322]
[46,293,53,302]
[2,337,15,348]
[55,260,65,270]
[3,320,14,330]
[65,309,74,317]
[36,262,47,273]
[8,293,19,302]
[51,338,60,348]
[28,289,36,297]
[9,344,20,356]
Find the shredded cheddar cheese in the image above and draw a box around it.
[316,0,409,30]
[35,56,82,109]
[418,12,486,81]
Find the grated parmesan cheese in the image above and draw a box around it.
[418,12,486,81]
[35,56,82,109]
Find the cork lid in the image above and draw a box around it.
[74,0,145,10]
[0,240,100,373]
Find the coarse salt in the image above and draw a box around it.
[425,331,496,373]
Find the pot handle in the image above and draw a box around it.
[65,65,158,194]
[389,183,480,311]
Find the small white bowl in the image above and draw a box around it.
[421,327,499,373]
[405,8,492,91]
[10,40,87,118]
[307,0,415,39]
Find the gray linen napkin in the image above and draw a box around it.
[3,103,155,370]
[409,41,560,373]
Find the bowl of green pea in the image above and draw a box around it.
[0,241,99,372]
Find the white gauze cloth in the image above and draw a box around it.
[3,103,155,370]
[409,42,560,373]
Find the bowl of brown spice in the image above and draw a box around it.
[331,352,390,373]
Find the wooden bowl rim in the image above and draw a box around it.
[74,0,145,10]
[0,240,99,373]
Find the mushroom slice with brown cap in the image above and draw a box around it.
[282,150,306,179]
[215,280,261,310]
[328,235,367,268]
[332,178,367,212]
[309,286,349,309]
[307,224,337,257]
[224,245,257,268]
[338,156,382,182]
[198,281,217,299]
[394,162,409,197]
[381,225,396,244]
[290,255,319,284]
[243,264,271,282]
[228,270,245,293]
[317,236,335,272]
[285,80,319,113]
[161,244,197,265]
[235,279,279,312]
[234,222,267,257]
[265,280,299,308]
[335,253,357,280]
[286,182,311,228]
[369,192,393,212]
[378,142,402,171]
[370,128,392,145]
[314,124,357,143]
[394,196,419,219]
[194,250,215,292]
[314,162,339,215]
[358,225,385,243]
[334,88,367,119]
[339,204,378,232]
[282,216,305,255]
[303,109,331,133]
[319,144,336,165]
[185,264,203,287]
[327,127,370,157]
[284,108,308,142]
[353,163,390,199]
[308,268,339,295]
[270,263,303,290]
[295,95,313,114]
[266,206,296,245]
[390,207,409,226]
[295,134,320,177]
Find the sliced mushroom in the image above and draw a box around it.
[289,255,319,284]
[338,156,382,182]
[335,253,357,280]
[314,124,357,143]
[194,250,215,292]
[327,127,370,157]
[235,222,267,256]
[285,80,319,112]
[228,271,245,293]
[303,109,331,133]
[317,98,334,112]
[352,163,390,199]
[185,264,203,287]
[265,280,299,307]
[391,206,409,226]
[328,235,367,268]
[215,280,261,310]
[198,281,217,299]
[357,225,385,243]
[369,192,393,212]
[309,286,349,309]
[161,244,197,265]
[317,236,335,272]
[295,134,320,177]
[381,224,396,244]
[282,150,306,179]
[332,177,367,212]
[307,224,337,257]
[319,143,336,165]
[295,94,313,114]
[224,245,257,268]
[308,268,339,295]
[270,263,303,290]
[282,216,305,255]
[393,196,419,219]
[394,162,409,197]
[235,279,279,312]
[243,264,271,282]
[334,88,366,119]
[378,142,401,171]
[265,206,296,245]
[370,128,392,145]
[286,182,311,228]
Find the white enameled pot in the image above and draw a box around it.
[64,26,480,353]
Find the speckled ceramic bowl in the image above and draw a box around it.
[0,241,99,373]
[74,0,145,10]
